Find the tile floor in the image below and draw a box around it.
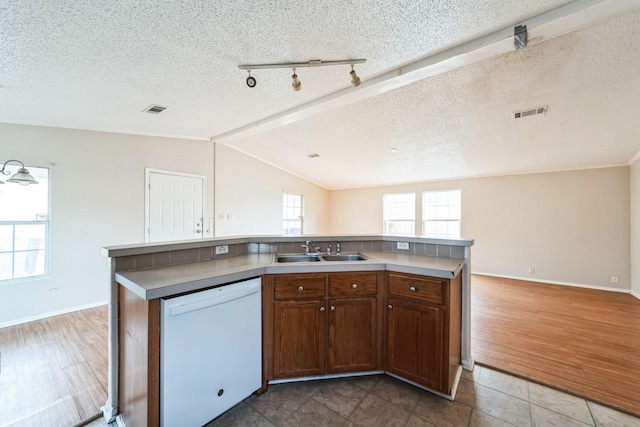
[204,366,640,427]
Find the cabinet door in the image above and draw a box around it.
[273,300,326,378]
[386,298,444,391]
[328,297,377,373]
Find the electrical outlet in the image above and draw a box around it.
[611,275,619,284]
[397,242,409,250]
[215,245,229,255]
[528,267,535,274]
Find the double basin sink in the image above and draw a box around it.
[275,252,368,263]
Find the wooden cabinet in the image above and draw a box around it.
[273,300,326,377]
[264,272,383,381]
[386,272,461,395]
[272,274,326,378]
[328,272,378,373]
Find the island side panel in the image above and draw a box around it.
[376,271,386,370]
[118,284,160,427]
[261,275,275,390]
[448,273,462,392]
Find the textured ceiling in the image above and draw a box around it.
[1,1,639,189]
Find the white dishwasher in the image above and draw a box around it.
[160,277,262,427]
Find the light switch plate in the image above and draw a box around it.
[215,245,229,255]
[397,242,409,250]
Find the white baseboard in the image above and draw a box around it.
[0,300,108,329]
[472,272,631,294]
[632,290,640,301]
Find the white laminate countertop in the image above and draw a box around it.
[116,252,465,300]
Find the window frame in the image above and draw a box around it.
[383,192,416,236]
[421,189,462,238]
[0,164,50,285]
[282,193,304,236]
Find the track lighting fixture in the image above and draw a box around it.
[291,69,301,91]
[246,70,256,88]
[349,65,361,87]
[238,59,366,91]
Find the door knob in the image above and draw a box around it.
[330,306,335,311]
[410,286,416,292]
[388,305,393,309]
[320,307,325,312]
[351,284,357,289]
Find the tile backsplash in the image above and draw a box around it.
[114,239,465,272]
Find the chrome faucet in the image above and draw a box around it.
[302,241,321,255]
[336,242,341,254]
[326,244,332,255]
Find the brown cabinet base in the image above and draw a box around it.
[117,270,462,426]
[386,272,462,395]
[263,272,384,385]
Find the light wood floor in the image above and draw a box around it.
[472,274,640,417]
[0,306,108,427]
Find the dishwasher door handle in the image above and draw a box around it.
[168,282,260,316]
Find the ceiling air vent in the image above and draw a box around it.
[143,104,167,114]
[514,105,547,119]
[306,153,320,158]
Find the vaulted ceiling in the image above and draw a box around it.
[1,1,639,189]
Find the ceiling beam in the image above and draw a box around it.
[212,0,638,144]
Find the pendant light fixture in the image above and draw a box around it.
[246,70,256,88]
[0,160,39,185]
[291,68,302,91]
[239,59,365,91]
[349,65,361,87]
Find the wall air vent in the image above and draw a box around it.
[514,106,547,119]
[143,104,167,114]
[306,153,320,158]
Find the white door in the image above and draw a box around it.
[147,171,204,243]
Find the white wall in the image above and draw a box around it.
[0,123,215,325]
[631,159,640,298]
[329,167,631,291]
[214,144,330,236]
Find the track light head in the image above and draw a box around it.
[291,70,302,91]
[350,68,361,87]
[246,70,256,88]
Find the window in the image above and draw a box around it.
[282,193,303,236]
[383,193,415,235]
[0,164,49,283]
[422,190,461,238]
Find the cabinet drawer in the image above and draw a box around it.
[329,272,378,296]
[388,273,446,305]
[275,275,326,300]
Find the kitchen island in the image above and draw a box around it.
[102,235,473,427]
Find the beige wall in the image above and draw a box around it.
[0,126,332,325]
[214,144,330,236]
[0,123,216,325]
[329,167,631,290]
[631,160,640,297]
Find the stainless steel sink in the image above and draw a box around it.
[275,252,367,263]
[275,254,321,263]
[322,253,367,262]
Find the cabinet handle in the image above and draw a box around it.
[410,286,416,292]
[351,283,357,289]
[298,286,304,291]
[330,306,335,311]
[388,304,393,309]
[320,307,325,312]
